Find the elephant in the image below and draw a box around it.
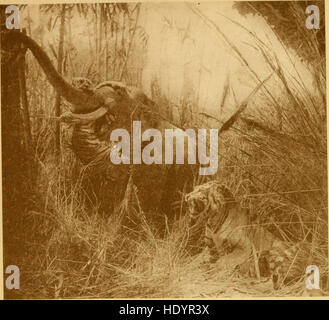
[3,30,197,224]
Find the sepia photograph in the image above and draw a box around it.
[1,0,328,299]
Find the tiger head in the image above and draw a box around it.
[72,77,93,91]
[184,181,237,255]
[185,181,235,220]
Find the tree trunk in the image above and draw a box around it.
[18,36,33,153]
[18,38,34,187]
[1,9,34,299]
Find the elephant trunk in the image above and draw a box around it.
[3,31,104,113]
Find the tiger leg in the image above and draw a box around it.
[204,227,220,264]
[186,213,207,254]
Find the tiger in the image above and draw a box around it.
[65,78,118,170]
[71,77,93,92]
[184,181,236,257]
[185,180,319,290]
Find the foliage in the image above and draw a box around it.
[233,1,325,64]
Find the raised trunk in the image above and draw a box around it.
[2,31,103,113]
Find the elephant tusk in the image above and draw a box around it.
[61,102,115,123]
[72,106,109,121]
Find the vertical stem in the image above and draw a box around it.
[86,12,93,57]
[94,4,98,63]
[54,4,66,157]
[67,6,74,76]
[113,24,118,78]
[98,4,103,80]
[119,4,141,81]
[105,14,109,79]
[26,6,32,36]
